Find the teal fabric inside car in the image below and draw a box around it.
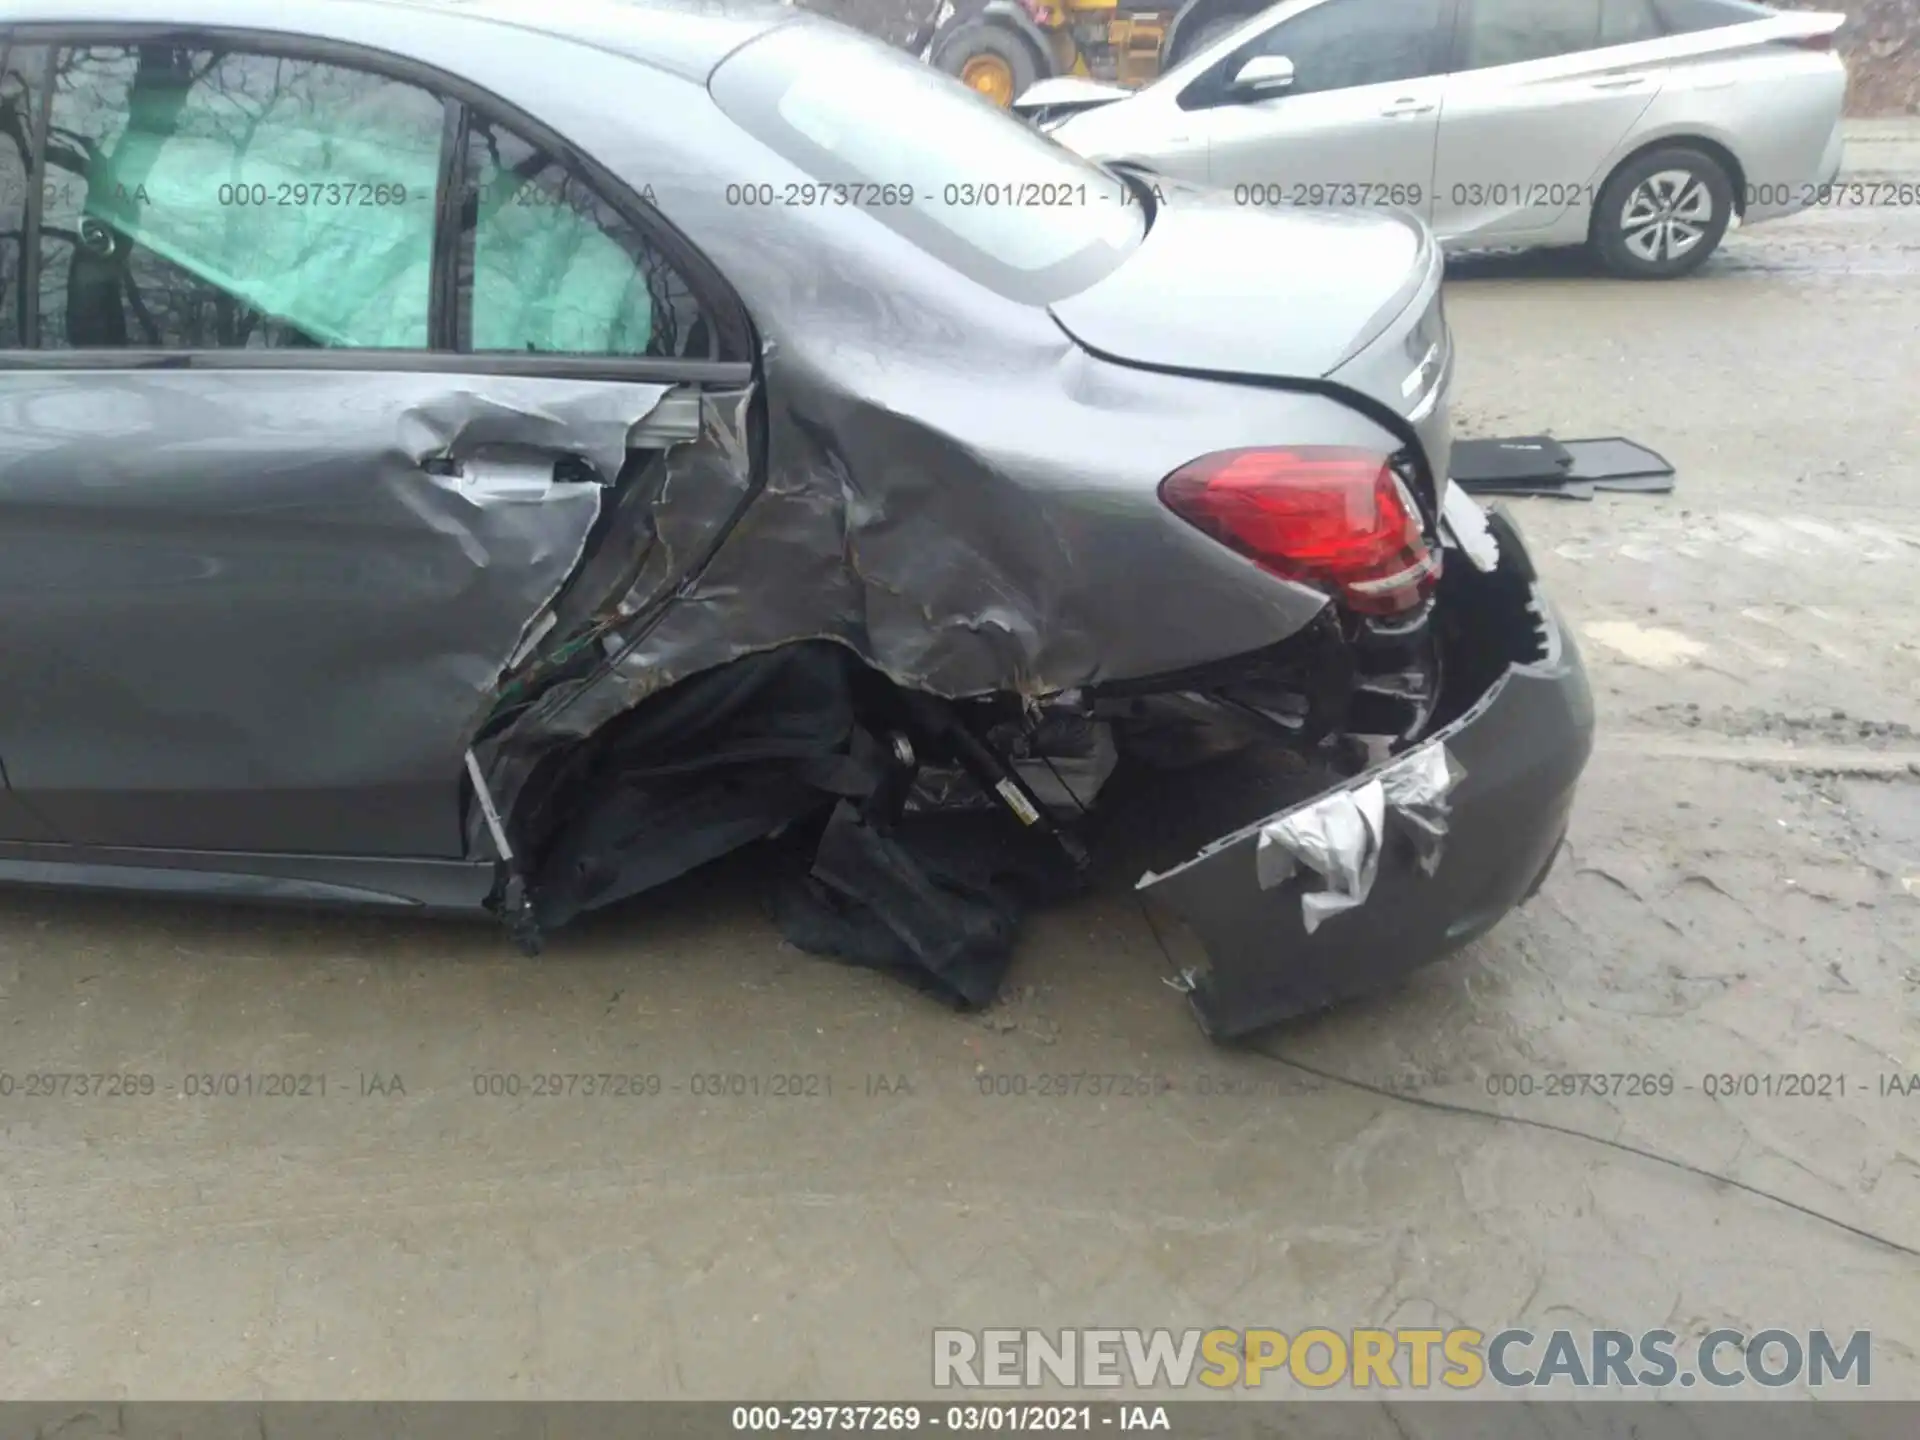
[84,75,654,353]
[84,84,438,347]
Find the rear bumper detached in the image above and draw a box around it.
[1137,507,1595,1039]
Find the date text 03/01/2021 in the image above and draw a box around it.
[730,1406,1168,1432]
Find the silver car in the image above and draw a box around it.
[1018,0,1849,278]
[0,0,1593,1038]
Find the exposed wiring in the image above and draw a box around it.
[1034,747,1091,817]
[1135,898,1920,1264]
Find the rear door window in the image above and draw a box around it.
[1654,0,1775,31]
[1600,0,1667,45]
[1461,0,1604,68]
[454,113,713,358]
[711,22,1142,304]
[37,43,443,349]
[1238,0,1453,96]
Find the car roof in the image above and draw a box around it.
[0,0,803,82]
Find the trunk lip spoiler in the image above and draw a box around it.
[1046,318,1445,538]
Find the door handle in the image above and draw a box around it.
[1381,99,1436,116]
[1589,75,1649,90]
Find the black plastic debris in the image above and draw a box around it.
[1451,435,1571,486]
[518,641,1084,1007]
[773,806,1049,1009]
[1560,438,1679,492]
[526,642,874,928]
[775,806,1013,1006]
[1451,435,1674,500]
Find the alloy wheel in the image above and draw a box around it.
[1619,169,1715,265]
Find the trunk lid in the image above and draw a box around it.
[1047,185,1435,381]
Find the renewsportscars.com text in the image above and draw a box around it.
[932,1327,1871,1391]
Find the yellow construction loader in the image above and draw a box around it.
[917,0,1269,108]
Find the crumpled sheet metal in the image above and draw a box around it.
[468,386,764,849]
[520,396,1089,721]
[397,379,669,487]
[537,389,756,649]
[474,345,1345,835]
[1254,741,1465,933]
[396,380,688,744]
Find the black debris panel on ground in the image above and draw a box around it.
[773,803,1083,1008]
[518,641,1084,1007]
[1450,435,1675,499]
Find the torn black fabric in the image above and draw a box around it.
[528,641,869,927]
[519,640,1087,1009]
[772,803,1085,1009]
[535,763,832,927]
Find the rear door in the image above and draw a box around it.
[0,772,60,841]
[1186,0,1457,221]
[1430,0,1668,242]
[0,31,754,857]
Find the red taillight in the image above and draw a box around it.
[1159,446,1439,617]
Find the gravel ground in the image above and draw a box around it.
[1,141,1918,1403]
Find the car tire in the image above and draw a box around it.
[1590,147,1734,279]
[932,19,1043,108]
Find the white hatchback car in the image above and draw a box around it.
[1019,0,1850,278]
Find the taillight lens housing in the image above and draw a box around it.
[1159,447,1440,617]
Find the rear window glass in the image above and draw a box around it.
[710,22,1144,303]
[1600,0,1666,45]
[1463,0,1602,69]
[1653,0,1775,31]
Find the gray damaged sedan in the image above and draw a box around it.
[0,0,1593,1037]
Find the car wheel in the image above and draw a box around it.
[932,20,1043,108]
[1591,147,1734,279]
